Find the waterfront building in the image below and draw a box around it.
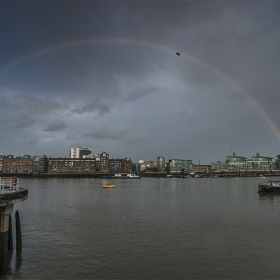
[246,152,275,171]
[83,153,100,159]
[48,152,110,173]
[157,156,165,172]
[211,161,228,172]
[70,146,91,159]
[275,155,280,170]
[195,165,211,174]
[109,158,132,173]
[0,153,5,172]
[32,155,48,173]
[226,152,247,172]
[2,155,32,173]
[131,163,141,173]
[140,161,157,172]
[212,152,275,173]
[168,159,195,174]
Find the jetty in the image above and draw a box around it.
[0,177,28,275]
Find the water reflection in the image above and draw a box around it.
[259,192,280,202]
[1,251,22,279]
[0,251,11,277]
[4,177,280,279]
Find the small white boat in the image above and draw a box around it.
[104,173,141,179]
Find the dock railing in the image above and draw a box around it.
[0,177,19,191]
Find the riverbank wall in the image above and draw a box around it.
[0,171,279,179]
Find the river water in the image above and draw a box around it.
[2,176,280,279]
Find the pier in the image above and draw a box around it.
[0,177,28,275]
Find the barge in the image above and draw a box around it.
[258,181,280,193]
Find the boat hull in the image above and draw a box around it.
[258,181,280,193]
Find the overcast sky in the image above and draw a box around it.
[0,1,280,164]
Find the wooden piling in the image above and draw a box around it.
[8,214,13,251]
[15,210,22,251]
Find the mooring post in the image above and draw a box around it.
[15,210,22,251]
[8,214,13,251]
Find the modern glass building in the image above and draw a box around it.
[226,152,247,172]
[275,155,280,170]
[156,156,165,172]
[246,152,275,171]
[33,155,48,173]
[168,159,195,173]
[70,146,91,159]
[212,152,275,173]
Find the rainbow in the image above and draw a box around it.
[1,37,279,140]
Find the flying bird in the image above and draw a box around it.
[176,52,180,56]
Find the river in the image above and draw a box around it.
[2,176,280,279]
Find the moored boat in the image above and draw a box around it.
[258,181,280,193]
[103,173,141,179]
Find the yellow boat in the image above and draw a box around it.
[102,184,116,188]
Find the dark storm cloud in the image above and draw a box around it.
[1,1,280,161]
[43,120,67,132]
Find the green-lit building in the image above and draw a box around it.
[168,159,195,174]
[246,152,275,171]
[275,155,280,170]
[211,161,228,172]
[211,152,275,173]
[226,152,247,172]
[157,156,166,172]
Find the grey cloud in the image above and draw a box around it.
[122,87,156,102]
[43,120,67,132]
[0,96,7,107]
[72,99,111,116]
[22,139,39,146]
[12,115,36,129]
[4,92,65,116]
[85,128,127,140]
[32,100,65,115]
